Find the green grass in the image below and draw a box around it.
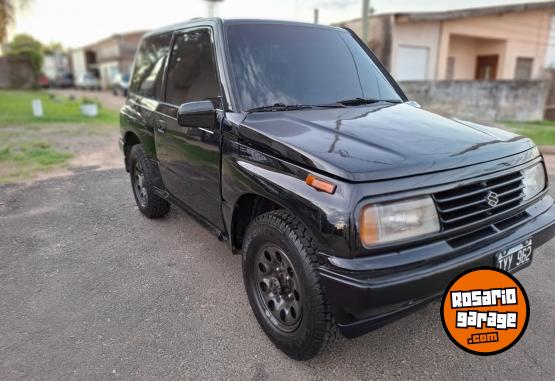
[0,89,118,183]
[0,141,72,183]
[504,120,555,146]
[0,90,118,125]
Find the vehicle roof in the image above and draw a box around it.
[144,18,344,37]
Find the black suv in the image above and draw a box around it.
[120,18,555,360]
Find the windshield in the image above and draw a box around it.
[226,23,402,111]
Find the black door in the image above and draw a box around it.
[156,28,224,229]
[125,32,172,157]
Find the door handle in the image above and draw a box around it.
[157,119,167,134]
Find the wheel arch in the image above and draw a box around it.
[230,193,284,254]
[228,189,331,256]
[122,131,141,171]
[222,139,352,257]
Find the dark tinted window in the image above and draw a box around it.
[129,32,171,99]
[226,24,401,111]
[165,29,220,105]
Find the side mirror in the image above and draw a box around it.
[177,100,216,128]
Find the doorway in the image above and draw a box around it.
[475,55,498,80]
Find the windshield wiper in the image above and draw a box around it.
[247,103,315,113]
[246,99,401,112]
[247,102,347,113]
[334,98,403,106]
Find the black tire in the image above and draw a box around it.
[128,145,170,218]
[242,210,338,360]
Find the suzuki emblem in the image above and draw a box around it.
[486,191,500,207]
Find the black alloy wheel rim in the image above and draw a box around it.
[253,245,302,332]
[132,161,148,207]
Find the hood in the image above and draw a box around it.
[238,103,535,182]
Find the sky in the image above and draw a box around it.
[10,0,551,48]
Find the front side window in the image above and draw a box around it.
[129,32,171,99]
[226,24,402,111]
[165,28,220,106]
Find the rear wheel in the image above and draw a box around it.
[242,210,338,360]
[128,145,170,218]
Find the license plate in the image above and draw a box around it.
[495,239,533,272]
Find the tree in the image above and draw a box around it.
[43,41,64,55]
[0,0,31,44]
[6,33,43,78]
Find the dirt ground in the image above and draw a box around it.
[0,122,123,184]
[48,89,125,172]
[543,153,555,175]
[0,90,124,184]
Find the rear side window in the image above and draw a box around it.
[130,32,171,99]
[165,28,220,106]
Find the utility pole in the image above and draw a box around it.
[314,8,319,24]
[362,0,370,44]
[205,0,224,17]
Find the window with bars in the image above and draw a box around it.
[514,57,533,80]
[446,56,455,80]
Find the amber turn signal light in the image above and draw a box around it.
[359,205,380,246]
[305,174,336,194]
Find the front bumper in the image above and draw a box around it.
[320,195,555,338]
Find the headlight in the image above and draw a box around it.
[359,196,440,247]
[522,163,546,201]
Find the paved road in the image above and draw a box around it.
[1,169,554,380]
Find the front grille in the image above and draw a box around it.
[447,212,529,248]
[433,171,525,231]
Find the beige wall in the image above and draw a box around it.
[447,35,477,79]
[338,9,552,80]
[437,9,552,80]
[446,35,507,79]
[546,15,555,67]
[391,20,441,79]
[95,39,120,62]
[386,9,552,80]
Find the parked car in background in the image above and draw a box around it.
[111,73,130,96]
[120,18,555,361]
[75,72,100,90]
[37,74,50,88]
[53,72,74,88]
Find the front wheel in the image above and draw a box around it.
[128,145,170,218]
[242,210,338,360]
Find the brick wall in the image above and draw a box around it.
[0,57,35,88]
